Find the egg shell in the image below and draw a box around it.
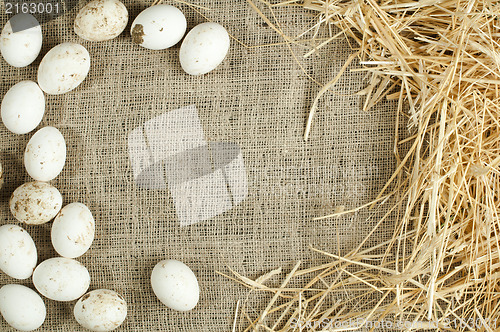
[0,224,37,280]
[74,289,127,332]
[179,22,230,75]
[0,284,46,331]
[130,4,186,50]
[151,259,200,311]
[75,0,128,42]
[24,126,66,181]
[32,257,90,302]
[0,14,42,67]
[51,202,95,258]
[1,81,45,135]
[9,181,63,225]
[37,42,90,95]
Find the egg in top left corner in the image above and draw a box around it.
[0,13,42,67]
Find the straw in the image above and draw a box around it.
[228,0,500,330]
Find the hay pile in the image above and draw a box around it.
[229,0,500,330]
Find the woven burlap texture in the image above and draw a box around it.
[0,0,398,331]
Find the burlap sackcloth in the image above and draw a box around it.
[0,0,400,331]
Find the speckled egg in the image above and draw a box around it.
[37,42,90,95]
[75,0,128,42]
[151,259,199,311]
[0,13,42,67]
[32,257,90,301]
[24,126,66,181]
[9,181,63,225]
[51,202,95,258]
[0,224,37,279]
[179,22,230,75]
[74,289,127,331]
[1,81,45,135]
[130,4,186,50]
[0,284,46,331]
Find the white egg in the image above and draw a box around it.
[24,126,66,181]
[0,14,42,67]
[32,257,90,301]
[51,203,95,258]
[0,224,37,280]
[75,0,128,42]
[151,259,199,311]
[1,81,45,135]
[179,22,230,75]
[74,289,127,332]
[0,284,46,331]
[130,4,186,50]
[37,42,90,95]
[10,181,63,225]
